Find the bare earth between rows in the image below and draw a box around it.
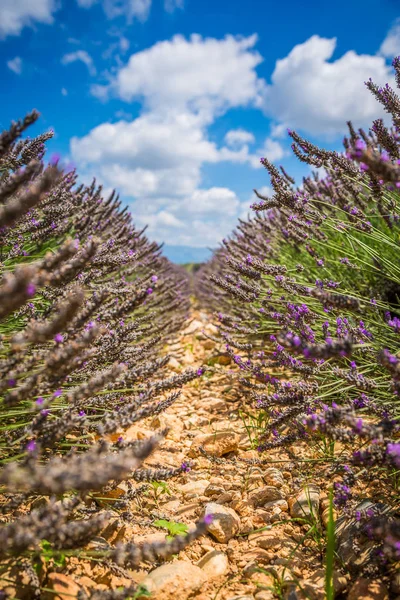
[36,306,375,600]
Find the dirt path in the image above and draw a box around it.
[57,305,342,600]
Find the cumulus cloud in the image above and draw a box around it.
[70,111,256,245]
[164,0,184,12]
[379,18,400,59]
[61,87,68,96]
[61,50,97,76]
[7,56,22,74]
[98,34,265,116]
[262,35,394,136]
[225,128,255,147]
[76,0,152,22]
[0,0,57,38]
[71,34,288,245]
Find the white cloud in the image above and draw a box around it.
[61,50,97,76]
[0,0,57,38]
[70,112,252,245]
[379,18,400,59]
[252,137,286,166]
[164,0,184,12]
[76,0,97,6]
[269,122,287,139]
[263,35,394,136]
[76,0,152,22]
[225,128,255,147]
[71,34,286,246]
[61,87,68,96]
[119,36,130,52]
[131,189,242,246]
[7,56,22,74]
[115,109,132,120]
[100,34,265,116]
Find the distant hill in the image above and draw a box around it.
[163,245,213,264]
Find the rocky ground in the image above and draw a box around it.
[4,305,395,600]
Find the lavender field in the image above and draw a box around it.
[0,1,400,599]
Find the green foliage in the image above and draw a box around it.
[324,491,336,600]
[153,519,188,540]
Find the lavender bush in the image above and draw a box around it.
[0,112,208,598]
[200,59,400,586]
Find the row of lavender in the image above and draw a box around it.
[0,112,207,599]
[198,60,400,586]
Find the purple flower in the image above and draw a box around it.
[26,440,37,453]
[54,333,63,343]
[146,288,153,295]
[151,275,158,283]
[387,443,400,467]
[35,397,44,406]
[197,368,204,376]
[26,283,36,297]
[79,410,86,417]
[204,514,214,525]
[49,153,61,166]
[181,462,191,472]
[53,389,62,398]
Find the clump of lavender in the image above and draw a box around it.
[202,58,400,582]
[0,113,205,589]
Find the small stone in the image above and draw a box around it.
[204,502,240,543]
[203,339,215,350]
[197,550,229,579]
[302,568,348,598]
[217,354,232,365]
[44,573,81,600]
[348,578,389,600]
[263,468,285,488]
[289,485,320,519]
[141,561,206,598]
[175,502,200,516]
[100,518,126,544]
[254,592,275,600]
[182,319,203,334]
[161,498,181,512]
[206,398,226,411]
[180,479,210,497]
[249,486,285,507]
[189,431,239,458]
[264,499,288,512]
[76,576,98,591]
[151,412,184,435]
[183,349,195,364]
[248,530,281,549]
[168,357,181,371]
[204,483,225,497]
[215,492,233,505]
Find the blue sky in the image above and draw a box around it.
[1,0,400,262]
